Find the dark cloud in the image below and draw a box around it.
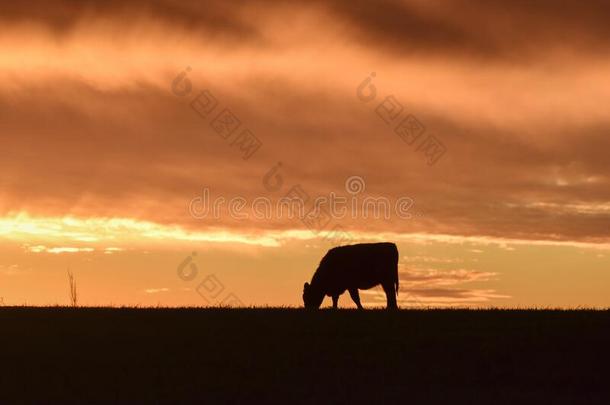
[399,268,496,286]
[1,77,609,244]
[340,0,610,58]
[402,288,504,300]
[332,0,610,58]
[1,1,609,245]
[3,0,610,59]
[0,0,262,44]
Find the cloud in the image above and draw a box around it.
[360,265,508,307]
[1,0,609,247]
[0,0,262,42]
[144,288,170,294]
[0,264,23,276]
[3,213,610,251]
[24,245,95,254]
[5,214,284,248]
[3,0,610,60]
[402,256,465,264]
[362,287,510,307]
[398,268,498,287]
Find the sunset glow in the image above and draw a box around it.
[1,0,609,308]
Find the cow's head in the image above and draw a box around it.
[302,282,324,309]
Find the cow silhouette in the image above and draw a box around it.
[303,242,399,309]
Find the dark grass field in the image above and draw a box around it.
[1,308,609,404]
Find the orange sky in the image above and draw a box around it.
[1,0,609,307]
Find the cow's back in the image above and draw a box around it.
[314,242,398,294]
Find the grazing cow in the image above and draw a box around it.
[302,242,399,309]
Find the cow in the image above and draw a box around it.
[302,242,399,310]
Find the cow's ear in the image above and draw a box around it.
[303,282,310,291]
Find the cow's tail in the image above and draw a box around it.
[395,269,399,297]
[394,250,399,297]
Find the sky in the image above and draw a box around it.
[1,0,609,308]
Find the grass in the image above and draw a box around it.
[67,269,78,307]
[0,307,608,404]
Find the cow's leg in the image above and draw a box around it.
[348,288,364,309]
[382,282,398,310]
[332,295,339,309]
